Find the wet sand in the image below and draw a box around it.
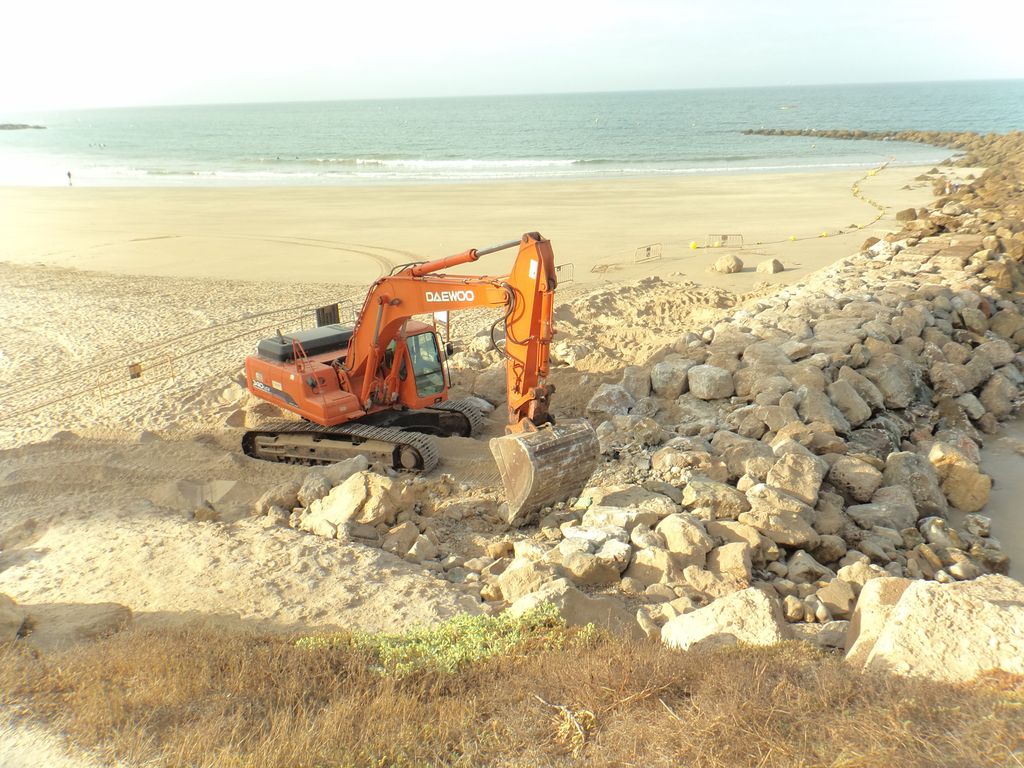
[976,418,1024,580]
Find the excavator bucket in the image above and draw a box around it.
[489,419,600,524]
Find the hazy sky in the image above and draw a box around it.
[4,0,1022,111]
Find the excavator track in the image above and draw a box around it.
[428,397,485,436]
[242,419,440,471]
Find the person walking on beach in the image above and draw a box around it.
[67,171,72,187]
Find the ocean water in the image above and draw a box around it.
[2,81,1022,186]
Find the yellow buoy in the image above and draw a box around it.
[820,231,828,237]
[690,241,698,250]
[789,235,796,241]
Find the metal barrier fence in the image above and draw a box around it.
[705,234,744,248]
[633,243,663,263]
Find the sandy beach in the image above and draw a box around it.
[0,164,947,289]
[1,153,1017,644]
[2,120,1024,765]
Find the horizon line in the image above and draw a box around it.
[8,77,1023,115]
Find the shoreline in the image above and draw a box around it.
[0,163,950,289]
[0,154,951,189]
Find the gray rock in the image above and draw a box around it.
[687,365,735,400]
[765,452,825,507]
[798,387,851,434]
[980,372,1017,419]
[680,480,750,519]
[623,546,681,586]
[786,550,834,583]
[656,513,714,568]
[826,379,872,427]
[837,366,885,410]
[472,366,507,405]
[509,579,643,638]
[650,358,695,399]
[828,456,883,503]
[854,575,1024,683]
[864,354,917,409]
[586,383,635,421]
[661,587,788,650]
[881,452,948,517]
[563,551,621,586]
[618,365,652,401]
[816,579,857,619]
[581,505,659,532]
[296,472,333,508]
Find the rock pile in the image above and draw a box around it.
[257,130,1024,680]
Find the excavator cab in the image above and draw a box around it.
[406,331,446,396]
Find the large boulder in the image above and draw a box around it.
[687,365,735,400]
[765,452,825,507]
[579,484,679,518]
[826,379,872,427]
[254,479,301,516]
[680,480,750,519]
[618,365,652,401]
[622,547,681,586]
[650,358,695,399]
[881,452,948,517]
[828,456,883,503]
[299,470,400,536]
[756,258,784,274]
[581,505,658,532]
[296,471,333,508]
[851,576,1024,683]
[509,579,643,638]
[864,354,917,409]
[498,558,563,603]
[740,484,819,549]
[586,383,635,421]
[656,513,714,568]
[927,443,991,513]
[713,254,743,274]
[661,587,788,650]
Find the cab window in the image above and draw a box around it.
[407,332,445,396]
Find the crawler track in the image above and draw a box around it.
[242,419,440,471]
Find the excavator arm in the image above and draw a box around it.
[343,232,597,520]
[343,232,559,432]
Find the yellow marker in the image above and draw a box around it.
[868,170,876,176]
[789,235,796,241]
[714,241,721,248]
[690,241,698,249]
[820,231,828,237]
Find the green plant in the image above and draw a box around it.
[296,602,594,676]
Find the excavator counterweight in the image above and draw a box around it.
[242,232,599,520]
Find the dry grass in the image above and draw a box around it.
[1,620,1022,768]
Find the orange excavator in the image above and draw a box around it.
[242,232,599,519]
